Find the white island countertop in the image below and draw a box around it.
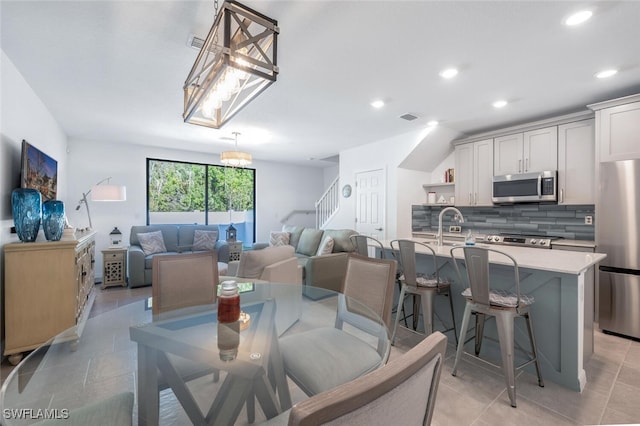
[385,238,606,275]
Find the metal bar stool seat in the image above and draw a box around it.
[390,239,458,345]
[449,246,544,408]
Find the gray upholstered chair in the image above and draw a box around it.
[263,331,447,426]
[222,245,302,284]
[151,251,221,407]
[33,392,134,426]
[449,246,544,407]
[390,239,458,345]
[152,251,219,315]
[279,254,397,396]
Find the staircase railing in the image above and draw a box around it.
[315,176,340,229]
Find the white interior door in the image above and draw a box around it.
[355,169,385,241]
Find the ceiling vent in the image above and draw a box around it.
[187,34,205,50]
[400,113,418,121]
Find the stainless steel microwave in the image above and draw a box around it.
[492,170,557,203]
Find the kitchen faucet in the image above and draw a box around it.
[437,207,465,246]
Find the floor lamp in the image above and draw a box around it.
[76,177,127,229]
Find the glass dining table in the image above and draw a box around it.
[0,283,390,425]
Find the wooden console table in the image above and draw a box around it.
[3,232,96,365]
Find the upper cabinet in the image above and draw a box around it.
[494,126,558,175]
[558,119,595,205]
[455,139,493,206]
[589,96,640,162]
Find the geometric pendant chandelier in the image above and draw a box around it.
[183,0,279,129]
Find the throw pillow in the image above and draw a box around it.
[270,231,290,247]
[193,230,217,251]
[138,230,167,256]
[316,236,334,256]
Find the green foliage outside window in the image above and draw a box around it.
[148,159,254,214]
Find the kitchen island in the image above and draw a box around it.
[383,238,606,392]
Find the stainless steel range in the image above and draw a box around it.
[481,233,560,249]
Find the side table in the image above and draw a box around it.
[102,246,128,289]
[228,241,243,262]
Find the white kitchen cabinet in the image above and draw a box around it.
[558,119,595,204]
[596,100,640,161]
[494,126,557,175]
[455,139,493,206]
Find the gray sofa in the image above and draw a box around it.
[128,224,230,288]
[254,226,358,297]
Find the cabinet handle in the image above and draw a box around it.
[560,188,564,203]
[525,158,529,172]
[474,192,478,205]
[468,193,472,204]
[518,159,522,173]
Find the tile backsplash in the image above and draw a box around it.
[412,204,595,240]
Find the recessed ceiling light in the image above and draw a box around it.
[427,120,439,127]
[565,10,593,26]
[595,69,618,79]
[371,100,385,108]
[492,100,508,109]
[439,68,458,79]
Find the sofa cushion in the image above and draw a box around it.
[138,231,168,255]
[282,225,305,250]
[323,229,358,253]
[237,245,296,279]
[316,235,334,256]
[193,230,217,250]
[178,225,219,248]
[296,228,324,256]
[270,231,290,247]
[131,225,179,252]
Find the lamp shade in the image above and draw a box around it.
[91,185,127,201]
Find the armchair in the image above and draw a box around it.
[222,245,302,285]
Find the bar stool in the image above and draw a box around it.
[449,246,544,408]
[350,235,385,259]
[390,239,457,345]
[350,235,410,328]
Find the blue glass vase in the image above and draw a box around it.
[43,200,65,241]
[11,188,42,242]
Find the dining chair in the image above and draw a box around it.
[349,234,385,259]
[449,246,544,407]
[279,253,397,396]
[263,331,447,426]
[151,251,222,410]
[390,239,458,345]
[221,245,302,284]
[152,251,219,315]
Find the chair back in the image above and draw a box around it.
[449,246,522,308]
[340,253,397,330]
[236,245,296,279]
[152,252,219,315]
[395,239,440,286]
[349,235,385,259]
[288,331,447,426]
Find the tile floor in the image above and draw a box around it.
[2,284,640,425]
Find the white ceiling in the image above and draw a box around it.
[2,1,640,167]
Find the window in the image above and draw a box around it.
[147,158,255,244]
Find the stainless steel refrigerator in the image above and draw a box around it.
[598,159,640,339]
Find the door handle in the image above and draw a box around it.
[375,228,383,231]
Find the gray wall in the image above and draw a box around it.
[412,204,595,240]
